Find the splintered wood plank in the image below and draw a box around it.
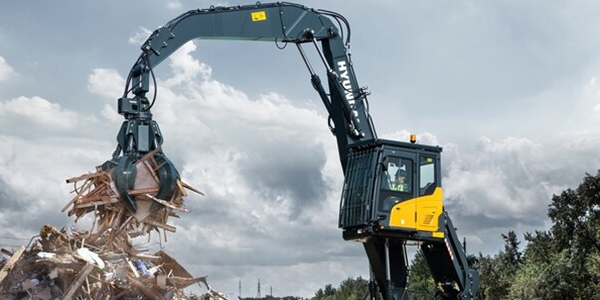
[134,147,161,166]
[62,179,96,212]
[154,250,194,278]
[144,219,176,232]
[152,157,166,171]
[127,258,140,278]
[76,184,109,203]
[110,206,126,228]
[113,290,127,299]
[65,171,104,183]
[74,198,119,209]
[180,181,205,196]
[62,263,94,300]
[145,194,189,213]
[132,253,162,260]
[128,187,159,196]
[176,180,188,197]
[0,245,25,284]
[119,215,134,230]
[167,276,207,289]
[128,277,167,300]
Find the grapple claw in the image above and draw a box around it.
[151,153,179,212]
[112,155,138,212]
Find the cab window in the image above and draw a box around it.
[381,157,413,194]
[419,156,436,196]
[379,156,414,211]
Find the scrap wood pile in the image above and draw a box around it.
[62,149,206,239]
[0,154,225,300]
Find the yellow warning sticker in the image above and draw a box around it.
[432,231,445,238]
[251,11,267,22]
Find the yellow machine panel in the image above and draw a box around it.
[389,187,443,233]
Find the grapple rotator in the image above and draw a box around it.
[103,95,179,213]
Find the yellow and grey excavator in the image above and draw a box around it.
[103,2,479,299]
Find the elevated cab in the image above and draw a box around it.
[339,139,444,241]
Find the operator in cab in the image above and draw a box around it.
[392,169,409,192]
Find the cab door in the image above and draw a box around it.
[378,150,418,230]
[415,155,443,233]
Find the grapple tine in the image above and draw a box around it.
[112,155,138,213]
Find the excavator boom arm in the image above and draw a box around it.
[126,2,376,170]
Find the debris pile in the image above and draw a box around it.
[0,153,223,300]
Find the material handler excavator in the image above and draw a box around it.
[103,2,479,299]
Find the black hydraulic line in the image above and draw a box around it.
[146,59,158,111]
[384,239,395,300]
[369,268,378,300]
[296,43,317,78]
[399,242,409,300]
[296,44,334,116]
[311,75,333,117]
[315,8,351,45]
[308,36,363,139]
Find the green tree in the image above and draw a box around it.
[312,277,370,300]
[332,277,369,300]
[549,172,600,255]
[521,230,554,265]
[500,231,523,267]
[474,231,522,299]
[475,253,499,300]
[588,252,600,295]
[506,258,542,300]
[546,171,600,298]
[312,283,336,300]
[511,250,576,300]
[503,171,600,299]
[407,249,437,300]
[504,230,553,299]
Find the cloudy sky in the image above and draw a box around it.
[2,0,600,298]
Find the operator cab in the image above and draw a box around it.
[339,139,444,241]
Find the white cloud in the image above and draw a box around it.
[87,68,125,101]
[437,134,600,254]
[444,136,547,217]
[477,136,542,153]
[99,103,121,123]
[585,76,600,112]
[129,26,152,46]
[149,42,325,142]
[0,134,110,236]
[163,41,213,85]
[0,96,85,130]
[366,133,560,253]
[0,55,17,82]
[382,129,440,145]
[166,0,182,10]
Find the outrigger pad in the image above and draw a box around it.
[112,155,138,213]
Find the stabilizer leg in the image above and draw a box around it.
[363,238,410,300]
